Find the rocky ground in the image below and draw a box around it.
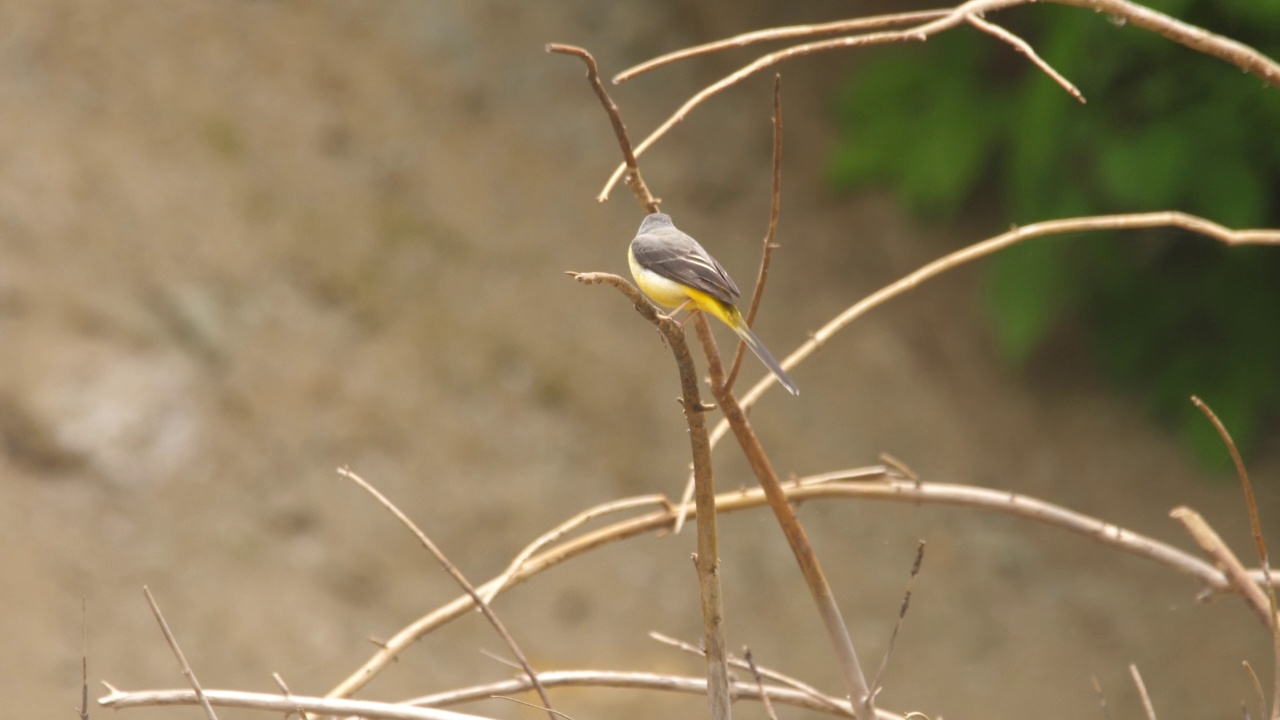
[1,3,1274,719]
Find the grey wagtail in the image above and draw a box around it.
[628,212,799,395]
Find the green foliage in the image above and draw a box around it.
[830,2,1280,468]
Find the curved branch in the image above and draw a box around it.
[326,467,1265,699]
[599,0,1280,199]
[710,212,1280,444]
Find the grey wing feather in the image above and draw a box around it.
[632,219,741,304]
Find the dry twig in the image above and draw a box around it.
[327,470,1278,699]
[600,0,1280,199]
[338,467,555,719]
[1129,664,1157,720]
[546,44,657,210]
[965,13,1084,102]
[564,272,733,720]
[649,631,849,715]
[1191,396,1280,720]
[694,314,874,720]
[100,686,496,720]
[711,212,1280,447]
[141,587,218,720]
[871,542,926,695]
[745,649,780,720]
[1170,507,1274,627]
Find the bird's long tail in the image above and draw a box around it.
[725,306,799,396]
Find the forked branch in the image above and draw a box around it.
[600,0,1280,199]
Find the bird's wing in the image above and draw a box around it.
[631,227,741,304]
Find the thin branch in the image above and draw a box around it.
[745,649,780,720]
[142,587,218,720]
[565,271,732,720]
[272,673,311,720]
[1170,507,1275,627]
[871,542,926,695]
[1247,661,1268,720]
[1056,0,1280,87]
[1191,396,1280,720]
[694,314,874,720]
[1129,664,1157,720]
[99,674,908,720]
[725,73,786,395]
[598,0,1280,199]
[676,72,786,537]
[324,469,1280,700]
[966,13,1085,103]
[709,212,1280,449]
[337,467,555,719]
[1090,676,1112,720]
[614,10,949,83]
[649,631,850,715]
[99,686,498,720]
[546,44,657,210]
[79,598,88,720]
[482,494,671,605]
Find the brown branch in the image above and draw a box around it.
[338,467,555,720]
[966,13,1085,102]
[1190,396,1280,720]
[100,674,909,720]
[1055,0,1280,87]
[613,10,950,83]
[481,494,672,605]
[79,598,89,720]
[546,44,658,211]
[1128,664,1157,720]
[142,587,218,720]
[598,0,1280,199]
[563,271,732,720]
[871,542,926,695]
[271,673,311,720]
[710,211,1280,447]
[1170,507,1275,627]
[725,74,785,394]
[1090,676,1113,720]
[693,314,874,720]
[325,469,1278,699]
[745,649,780,720]
[99,686,498,720]
[649,631,851,715]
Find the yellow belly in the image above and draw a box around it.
[628,246,737,327]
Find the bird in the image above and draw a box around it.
[627,212,799,395]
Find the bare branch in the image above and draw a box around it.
[1170,507,1275,627]
[328,469,1278,700]
[649,631,850,715]
[744,649,781,720]
[482,494,671,605]
[871,542,926,694]
[599,0,1280,199]
[546,44,658,210]
[1190,396,1280,720]
[564,271,732,720]
[99,686,498,720]
[1129,664,1157,720]
[694,314,874,720]
[613,11,949,83]
[966,13,1085,102]
[711,212,1280,446]
[337,467,555,719]
[272,673,311,720]
[79,598,88,720]
[142,587,218,720]
[726,74,786,394]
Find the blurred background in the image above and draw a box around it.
[1,2,1276,719]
